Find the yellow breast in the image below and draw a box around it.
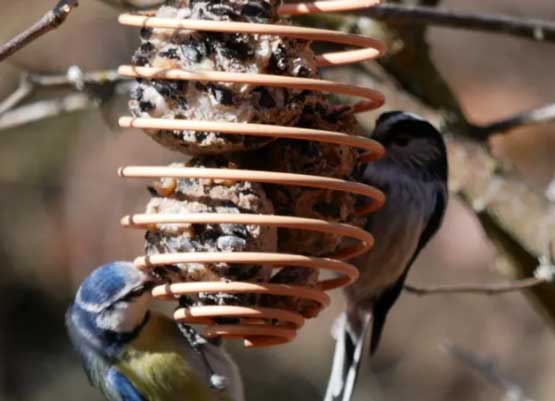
[117,313,219,401]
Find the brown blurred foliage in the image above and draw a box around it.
[1,1,555,401]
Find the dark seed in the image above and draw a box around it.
[140,42,154,52]
[253,87,276,108]
[140,27,153,39]
[194,131,208,141]
[201,228,220,242]
[303,142,322,158]
[217,235,247,251]
[132,55,149,66]
[242,2,271,21]
[221,224,248,239]
[208,84,234,106]
[313,201,340,218]
[172,236,196,252]
[131,85,144,100]
[153,81,184,97]
[294,65,311,77]
[139,100,155,111]
[207,3,240,19]
[159,47,180,59]
[179,296,194,308]
[269,44,288,73]
[182,43,204,63]
[222,34,254,60]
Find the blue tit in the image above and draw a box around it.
[324,112,449,401]
[66,261,244,401]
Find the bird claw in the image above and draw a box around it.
[177,323,208,347]
[177,323,228,391]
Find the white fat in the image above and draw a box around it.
[256,40,271,59]
[195,58,215,70]
[146,197,194,234]
[156,6,179,18]
[96,292,151,333]
[142,86,169,117]
[175,8,192,19]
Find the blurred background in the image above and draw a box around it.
[1,1,555,400]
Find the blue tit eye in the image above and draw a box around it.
[128,288,144,298]
[126,282,155,299]
[126,286,146,299]
[393,134,410,147]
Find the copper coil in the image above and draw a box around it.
[118,0,386,347]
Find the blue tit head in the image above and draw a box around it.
[372,111,447,181]
[66,261,155,359]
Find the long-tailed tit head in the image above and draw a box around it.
[371,111,448,182]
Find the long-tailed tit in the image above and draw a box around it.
[324,111,449,401]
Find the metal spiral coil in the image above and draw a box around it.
[118,0,386,347]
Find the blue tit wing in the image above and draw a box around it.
[105,367,149,401]
[370,187,447,355]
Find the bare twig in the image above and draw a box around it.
[0,0,79,63]
[0,73,34,116]
[334,0,555,325]
[405,277,546,296]
[443,342,534,401]
[473,103,555,138]
[99,0,555,44]
[362,4,555,44]
[27,68,122,88]
[0,68,128,129]
[0,93,95,131]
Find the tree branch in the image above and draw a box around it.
[473,103,555,138]
[0,93,95,131]
[0,73,34,116]
[443,342,534,401]
[0,0,79,63]
[26,68,122,88]
[0,68,127,129]
[361,3,555,44]
[405,277,546,296]
[313,1,555,327]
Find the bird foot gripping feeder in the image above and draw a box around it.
[118,0,386,348]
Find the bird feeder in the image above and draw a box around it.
[118,0,387,348]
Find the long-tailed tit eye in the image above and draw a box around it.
[392,134,410,147]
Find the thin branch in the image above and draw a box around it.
[404,277,546,296]
[0,93,95,131]
[0,0,79,63]
[335,2,555,325]
[361,4,555,44]
[27,68,122,87]
[443,342,534,401]
[0,66,113,117]
[99,0,555,44]
[0,73,34,116]
[473,103,555,138]
[0,68,127,128]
